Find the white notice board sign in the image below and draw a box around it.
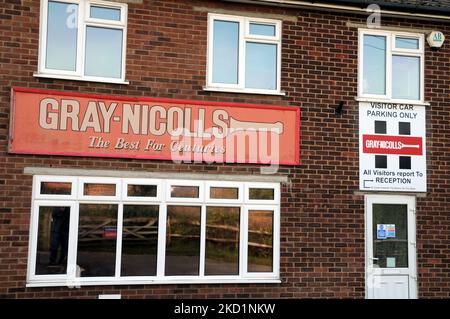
[359,102,427,192]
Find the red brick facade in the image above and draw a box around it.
[0,0,449,298]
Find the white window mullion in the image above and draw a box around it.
[199,204,206,276]
[156,203,167,277]
[115,203,124,277]
[276,41,281,91]
[238,18,246,89]
[273,205,280,279]
[240,205,249,277]
[386,33,393,101]
[67,201,79,282]
[76,0,85,77]
[38,0,49,74]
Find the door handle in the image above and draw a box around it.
[369,257,379,261]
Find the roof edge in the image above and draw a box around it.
[220,0,450,21]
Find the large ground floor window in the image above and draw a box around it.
[27,176,280,286]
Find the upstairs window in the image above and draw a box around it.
[359,30,424,102]
[207,14,282,95]
[38,0,127,83]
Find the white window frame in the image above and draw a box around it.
[34,175,78,200]
[166,179,204,203]
[206,13,283,95]
[205,181,243,203]
[78,177,121,201]
[26,177,281,287]
[245,182,280,205]
[122,178,162,202]
[358,29,425,104]
[36,0,128,84]
[243,205,280,279]
[27,200,79,282]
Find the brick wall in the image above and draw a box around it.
[0,0,448,298]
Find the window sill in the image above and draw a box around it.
[355,97,430,106]
[203,86,286,96]
[26,278,282,288]
[33,72,130,85]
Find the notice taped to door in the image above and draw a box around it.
[359,102,426,192]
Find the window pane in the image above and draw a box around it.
[374,121,387,134]
[212,20,239,84]
[210,187,239,199]
[399,122,411,135]
[245,42,277,90]
[165,206,201,275]
[392,55,420,100]
[121,205,159,276]
[46,1,78,71]
[85,26,123,78]
[40,182,71,195]
[375,155,387,169]
[249,188,274,200]
[373,204,408,268]
[248,210,273,272]
[77,204,117,277]
[363,35,386,95]
[127,184,157,197]
[205,207,240,275]
[399,156,411,170]
[396,37,419,49]
[35,206,70,275]
[83,183,116,196]
[249,23,276,36]
[171,186,199,198]
[90,5,121,21]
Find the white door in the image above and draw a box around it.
[365,195,417,299]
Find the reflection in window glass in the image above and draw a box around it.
[165,206,201,275]
[212,20,239,84]
[83,183,116,196]
[40,182,71,195]
[245,42,277,90]
[90,6,121,21]
[127,184,157,197]
[46,1,78,71]
[85,26,123,78]
[205,207,240,275]
[36,206,70,275]
[396,37,419,49]
[373,204,408,268]
[210,187,239,200]
[363,35,386,95]
[77,204,118,277]
[392,55,420,100]
[249,23,276,36]
[121,205,159,276]
[248,210,273,272]
[249,188,274,200]
[171,186,199,198]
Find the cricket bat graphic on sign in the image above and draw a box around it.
[227,117,284,136]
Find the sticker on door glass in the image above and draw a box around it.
[386,224,396,238]
[377,224,387,239]
[377,224,396,239]
[386,257,396,268]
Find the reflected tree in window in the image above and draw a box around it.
[205,207,240,275]
[165,206,201,275]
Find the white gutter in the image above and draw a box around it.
[221,0,450,21]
